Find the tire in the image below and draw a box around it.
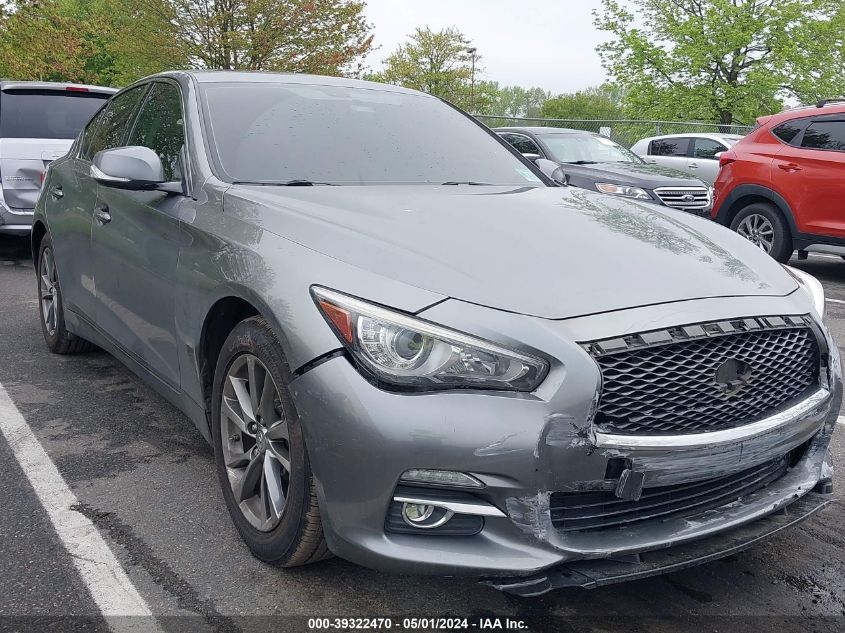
[729,202,793,263]
[36,236,96,354]
[211,316,330,566]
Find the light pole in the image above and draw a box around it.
[466,47,478,112]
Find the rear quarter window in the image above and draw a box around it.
[0,89,111,139]
[772,121,804,145]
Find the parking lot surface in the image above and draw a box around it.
[0,234,844,632]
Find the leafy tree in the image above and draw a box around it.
[140,0,374,75]
[493,85,551,118]
[595,0,845,125]
[540,84,624,120]
[373,26,479,109]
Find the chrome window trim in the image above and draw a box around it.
[592,386,830,450]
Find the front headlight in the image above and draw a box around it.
[595,183,652,200]
[783,265,825,319]
[312,287,549,392]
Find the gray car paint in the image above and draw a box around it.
[33,71,840,584]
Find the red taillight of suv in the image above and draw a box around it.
[719,150,738,168]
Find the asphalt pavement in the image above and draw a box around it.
[0,233,844,633]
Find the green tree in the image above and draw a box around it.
[540,84,624,120]
[493,85,551,118]
[373,26,479,109]
[140,0,374,75]
[595,0,845,125]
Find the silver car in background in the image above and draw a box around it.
[33,71,839,596]
[631,133,744,184]
[0,81,116,235]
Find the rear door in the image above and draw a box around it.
[0,88,111,211]
[91,80,187,389]
[645,137,692,172]
[46,85,149,321]
[773,116,845,238]
[690,137,728,183]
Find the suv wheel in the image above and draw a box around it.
[730,203,792,262]
[37,236,96,354]
[211,316,330,566]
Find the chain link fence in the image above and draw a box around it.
[473,115,753,149]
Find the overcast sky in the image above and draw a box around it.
[363,0,609,95]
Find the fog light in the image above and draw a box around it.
[402,502,434,525]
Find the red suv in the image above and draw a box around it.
[712,99,845,262]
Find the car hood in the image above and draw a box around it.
[557,161,706,189]
[229,184,797,320]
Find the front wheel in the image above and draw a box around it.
[730,203,792,263]
[211,316,330,566]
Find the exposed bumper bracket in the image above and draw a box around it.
[482,492,831,597]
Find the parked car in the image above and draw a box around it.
[0,81,116,235]
[496,127,712,215]
[34,71,839,595]
[712,99,845,262]
[631,133,744,184]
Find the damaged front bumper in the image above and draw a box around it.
[290,295,841,588]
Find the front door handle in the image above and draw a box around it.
[50,185,63,200]
[687,162,699,168]
[93,206,111,225]
[778,163,802,172]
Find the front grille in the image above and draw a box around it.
[550,456,789,532]
[653,186,710,210]
[584,316,820,435]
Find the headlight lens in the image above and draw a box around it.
[783,265,825,319]
[312,287,549,392]
[595,183,652,200]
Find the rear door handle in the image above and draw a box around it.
[93,206,111,225]
[50,185,63,200]
[687,162,699,168]
[778,163,802,172]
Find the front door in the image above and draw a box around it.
[91,81,187,389]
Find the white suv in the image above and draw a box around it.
[631,133,744,184]
[0,81,115,235]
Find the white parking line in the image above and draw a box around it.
[0,382,160,632]
[826,298,845,305]
[839,416,845,426]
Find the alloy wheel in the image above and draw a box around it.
[736,213,775,253]
[39,247,59,336]
[220,354,291,531]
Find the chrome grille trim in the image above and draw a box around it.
[582,315,821,437]
[653,186,711,209]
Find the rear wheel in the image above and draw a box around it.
[211,316,330,566]
[730,203,792,263]
[37,236,96,354]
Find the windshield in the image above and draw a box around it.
[201,83,544,186]
[539,133,643,164]
[0,89,110,139]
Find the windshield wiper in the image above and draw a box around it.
[564,160,598,165]
[440,181,492,185]
[233,179,337,186]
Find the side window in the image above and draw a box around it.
[127,82,185,181]
[649,138,690,156]
[772,121,804,145]
[82,85,148,160]
[78,108,107,160]
[501,133,542,155]
[693,138,726,160]
[800,120,845,151]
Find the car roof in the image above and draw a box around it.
[760,101,845,127]
[494,126,594,135]
[638,132,743,141]
[0,80,117,95]
[170,70,425,96]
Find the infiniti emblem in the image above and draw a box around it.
[714,359,753,397]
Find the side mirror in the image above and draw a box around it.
[714,151,725,160]
[91,146,182,194]
[534,158,569,186]
[522,152,542,161]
